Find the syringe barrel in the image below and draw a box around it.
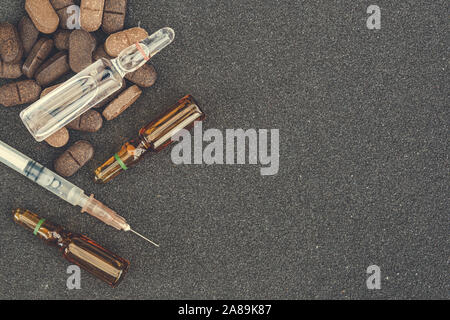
[0,140,85,206]
[0,140,30,174]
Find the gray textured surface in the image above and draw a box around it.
[0,0,448,299]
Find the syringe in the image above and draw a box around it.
[0,140,158,247]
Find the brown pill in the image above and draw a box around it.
[23,38,54,78]
[45,127,69,148]
[0,23,24,64]
[103,85,141,120]
[18,16,39,55]
[104,27,148,57]
[80,0,105,32]
[35,51,70,87]
[67,109,103,132]
[0,80,41,107]
[40,82,62,98]
[69,29,96,73]
[50,0,75,29]
[93,45,111,61]
[102,0,127,34]
[54,30,71,50]
[54,140,94,177]
[25,0,60,34]
[0,61,23,79]
[125,64,157,88]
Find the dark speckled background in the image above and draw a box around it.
[0,0,448,299]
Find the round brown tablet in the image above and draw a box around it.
[0,61,22,79]
[0,80,41,107]
[69,29,96,73]
[23,38,54,78]
[102,85,142,120]
[102,0,127,34]
[80,0,105,32]
[54,140,94,177]
[18,16,39,55]
[125,64,157,88]
[45,127,69,148]
[0,23,24,64]
[35,51,70,87]
[54,30,71,50]
[67,109,103,132]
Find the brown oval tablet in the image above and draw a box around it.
[25,0,60,34]
[69,29,96,73]
[0,23,24,64]
[67,109,103,132]
[50,0,75,29]
[0,61,22,79]
[18,16,39,55]
[102,0,127,34]
[0,80,41,107]
[104,27,148,57]
[125,64,157,88]
[54,140,94,177]
[23,38,54,78]
[40,82,62,98]
[80,0,105,32]
[103,85,141,120]
[35,51,70,87]
[54,30,71,50]
[93,45,111,61]
[45,127,69,148]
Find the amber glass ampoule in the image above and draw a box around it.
[94,94,205,183]
[13,209,130,287]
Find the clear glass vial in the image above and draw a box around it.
[20,27,175,142]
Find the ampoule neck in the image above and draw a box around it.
[93,138,150,183]
[12,209,69,247]
[111,27,175,77]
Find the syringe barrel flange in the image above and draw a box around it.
[81,194,130,231]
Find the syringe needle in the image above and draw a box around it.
[130,229,160,247]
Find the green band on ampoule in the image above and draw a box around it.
[114,153,128,170]
[33,219,45,235]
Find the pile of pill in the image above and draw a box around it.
[0,0,157,177]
